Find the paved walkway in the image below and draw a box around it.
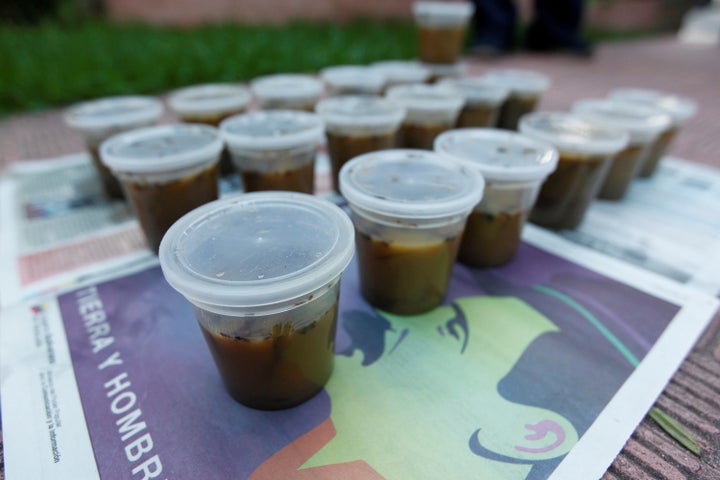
[1,34,719,479]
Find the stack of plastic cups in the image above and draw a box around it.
[385,83,465,150]
[438,77,510,128]
[519,112,629,229]
[607,88,698,177]
[320,65,386,96]
[64,95,164,199]
[250,74,324,111]
[159,192,355,409]
[100,124,223,253]
[167,83,252,176]
[435,128,558,267]
[482,69,551,131]
[339,149,484,315]
[572,99,672,199]
[315,95,406,192]
[220,110,324,194]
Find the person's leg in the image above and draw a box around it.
[470,0,518,53]
[525,0,592,55]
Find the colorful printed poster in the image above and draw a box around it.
[1,228,716,479]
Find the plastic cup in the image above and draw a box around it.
[385,83,465,150]
[572,99,672,199]
[519,112,629,229]
[220,110,324,194]
[100,124,223,253]
[320,65,386,96]
[482,69,551,131]
[423,61,467,84]
[250,74,324,111]
[339,149,484,315]
[167,83,252,176]
[159,192,355,410]
[607,88,698,177]
[435,128,558,267]
[438,77,510,128]
[64,95,164,199]
[412,1,475,64]
[371,60,431,91]
[315,95,406,192]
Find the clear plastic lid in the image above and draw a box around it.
[607,88,698,126]
[482,69,551,96]
[250,73,324,102]
[315,95,406,130]
[159,192,355,315]
[385,83,465,115]
[220,110,324,150]
[64,95,164,132]
[100,123,223,174]
[572,99,673,144]
[339,149,484,225]
[519,111,630,156]
[434,128,558,182]
[371,60,431,86]
[167,83,252,116]
[412,1,475,26]
[423,61,468,79]
[320,65,386,93]
[438,77,510,106]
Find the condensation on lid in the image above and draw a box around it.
[220,110,324,150]
[371,60,431,84]
[607,88,698,125]
[519,111,630,156]
[482,69,551,95]
[158,192,355,314]
[413,1,475,24]
[100,123,223,173]
[439,77,509,105]
[250,74,324,100]
[339,149,484,220]
[64,95,163,131]
[315,95,406,128]
[167,83,252,115]
[572,99,673,143]
[385,84,465,113]
[434,128,558,182]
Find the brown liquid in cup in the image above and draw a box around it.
[89,144,125,199]
[459,210,524,267]
[125,164,219,253]
[356,231,462,315]
[497,95,539,131]
[530,152,610,230]
[400,122,451,150]
[598,144,646,200]
[417,25,465,64]
[200,301,338,410]
[639,127,677,177]
[240,160,315,194]
[456,104,499,128]
[326,131,396,191]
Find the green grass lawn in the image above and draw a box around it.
[0,20,417,117]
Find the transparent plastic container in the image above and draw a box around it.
[220,110,324,194]
[315,95,406,191]
[385,83,465,150]
[100,124,223,252]
[250,73,324,111]
[519,112,629,229]
[439,76,510,128]
[413,1,475,64]
[320,65,386,96]
[371,60,431,90]
[64,95,164,199]
[572,99,672,199]
[339,149,483,315]
[435,128,558,266]
[159,192,355,409]
[482,69,551,131]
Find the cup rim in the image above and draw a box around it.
[100,123,223,174]
[482,69,551,95]
[250,73,324,100]
[571,98,673,143]
[607,88,698,125]
[64,95,164,132]
[315,95,406,129]
[412,1,475,24]
[385,83,465,113]
[220,110,325,150]
[158,192,355,315]
[167,83,252,116]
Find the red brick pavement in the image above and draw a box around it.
[1,34,719,479]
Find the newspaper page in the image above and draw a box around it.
[1,226,717,480]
